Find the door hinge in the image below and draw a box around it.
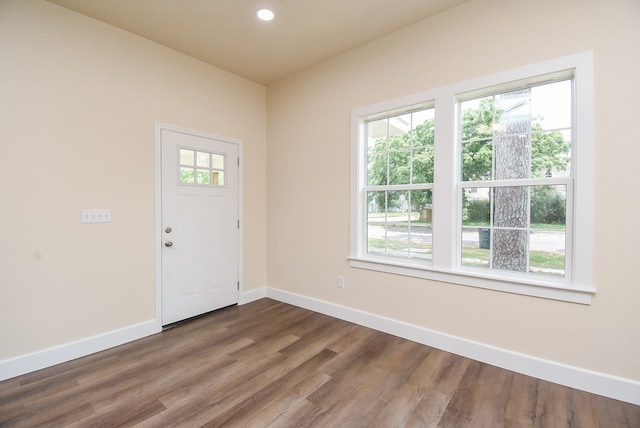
[237,157,240,167]
[237,281,240,290]
[237,219,240,229]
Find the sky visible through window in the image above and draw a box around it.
[461,80,572,138]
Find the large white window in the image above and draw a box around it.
[364,105,435,261]
[350,53,594,303]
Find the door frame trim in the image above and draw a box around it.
[154,122,243,327]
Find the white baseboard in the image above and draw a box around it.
[239,286,267,305]
[0,319,160,382]
[266,287,640,406]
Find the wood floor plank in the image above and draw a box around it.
[67,399,166,428]
[341,340,432,426]
[438,361,513,427]
[306,330,396,409]
[411,348,471,397]
[13,402,95,428]
[278,312,344,358]
[0,298,638,427]
[140,334,301,426]
[373,348,458,426]
[39,332,244,421]
[504,373,539,427]
[203,348,337,427]
[0,374,80,412]
[155,343,289,412]
[535,379,571,427]
[385,344,471,427]
[623,401,640,427]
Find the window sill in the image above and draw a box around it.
[348,257,594,304]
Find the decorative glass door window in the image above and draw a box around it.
[178,148,225,186]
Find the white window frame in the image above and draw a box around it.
[350,52,595,304]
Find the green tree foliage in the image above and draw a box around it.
[367,119,435,210]
[531,130,570,179]
[461,98,495,181]
[465,199,490,223]
[530,186,566,224]
[368,99,570,219]
[460,98,570,180]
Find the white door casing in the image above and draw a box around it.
[158,125,240,325]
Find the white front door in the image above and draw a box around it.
[160,126,239,325]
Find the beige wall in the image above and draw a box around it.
[0,0,267,360]
[267,0,640,381]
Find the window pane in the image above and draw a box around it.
[463,188,490,226]
[495,89,531,122]
[530,185,567,227]
[213,171,224,185]
[460,97,496,142]
[196,169,210,184]
[367,223,386,256]
[411,190,432,223]
[411,109,435,149]
[367,150,388,186]
[212,154,225,169]
[409,223,432,261]
[461,185,491,269]
[462,140,492,181]
[196,152,210,168]
[367,191,384,217]
[386,223,409,258]
[366,190,432,260]
[410,189,432,261]
[368,119,389,150]
[461,227,490,268]
[530,230,565,277]
[391,113,411,137]
[180,149,194,166]
[387,190,409,215]
[493,228,528,272]
[411,146,434,184]
[367,190,386,255]
[180,167,195,184]
[388,151,411,185]
[493,90,532,181]
[532,131,571,178]
[493,186,528,228]
[531,80,572,131]
[389,114,411,151]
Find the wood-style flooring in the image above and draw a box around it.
[1,298,638,427]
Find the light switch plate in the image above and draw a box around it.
[82,209,111,223]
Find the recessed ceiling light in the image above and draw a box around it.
[256,8,275,21]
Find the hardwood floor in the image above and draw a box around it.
[1,298,638,427]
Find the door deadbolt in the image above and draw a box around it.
[165,226,172,233]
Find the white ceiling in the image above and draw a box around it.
[46,0,469,85]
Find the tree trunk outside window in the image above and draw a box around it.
[492,89,531,272]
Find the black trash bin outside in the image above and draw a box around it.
[479,228,490,249]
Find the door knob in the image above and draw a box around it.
[164,241,173,247]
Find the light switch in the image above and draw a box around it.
[82,209,111,223]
